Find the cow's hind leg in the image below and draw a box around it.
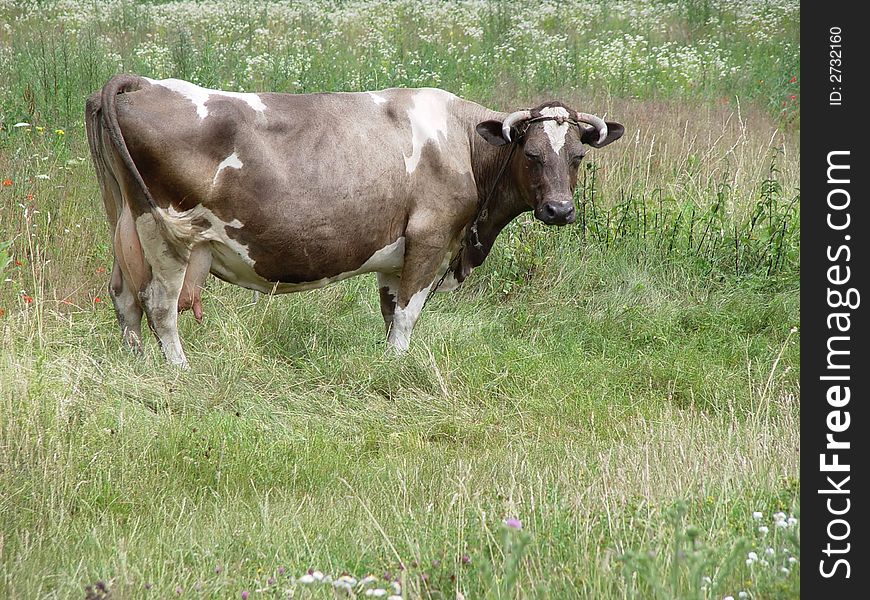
[109,205,149,352]
[135,214,189,368]
[109,260,144,352]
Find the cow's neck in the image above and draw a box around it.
[460,113,531,280]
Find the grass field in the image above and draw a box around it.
[0,1,800,598]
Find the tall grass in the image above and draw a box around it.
[0,1,799,598]
[1,0,800,128]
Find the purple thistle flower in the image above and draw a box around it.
[461,554,472,565]
[267,577,275,586]
[503,517,523,530]
[277,566,286,576]
[241,591,249,600]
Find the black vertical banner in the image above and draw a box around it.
[803,3,869,598]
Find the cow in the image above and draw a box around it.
[85,75,624,367]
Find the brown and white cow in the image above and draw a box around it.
[86,75,624,367]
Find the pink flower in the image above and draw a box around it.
[503,517,523,530]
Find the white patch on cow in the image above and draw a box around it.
[360,237,406,272]
[368,92,388,105]
[212,151,243,186]
[146,77,266,120]
[388,286,429,353]
[540,105,570,154]
[403,88,452,174]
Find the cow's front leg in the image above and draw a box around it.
[386,236,450,353]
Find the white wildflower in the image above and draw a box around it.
[758,526,769,534]
[13,122,31,128]
[752,512,763,520]
[747,552,758,561]
[765,548,775,556]
[298,574,315,584]
[738,593,748,599]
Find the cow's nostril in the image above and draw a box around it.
[544,204,557,219]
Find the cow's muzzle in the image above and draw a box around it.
[536,200,576,225]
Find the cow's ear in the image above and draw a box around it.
[476,120,509,146]
[582,121,625,148]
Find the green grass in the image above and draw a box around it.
[0,1,799,598]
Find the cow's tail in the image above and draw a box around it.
[99,74,205,248]
[100,75,159,215]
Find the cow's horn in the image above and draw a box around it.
[574,112,608,145]
[501,110,532,143]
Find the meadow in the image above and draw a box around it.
[0,1,800,598]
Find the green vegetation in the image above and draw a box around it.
[1,1,799,598]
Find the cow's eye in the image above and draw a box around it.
[525,151,542,162]
[569,154,584,168]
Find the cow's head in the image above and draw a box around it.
[475,102,624,225]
